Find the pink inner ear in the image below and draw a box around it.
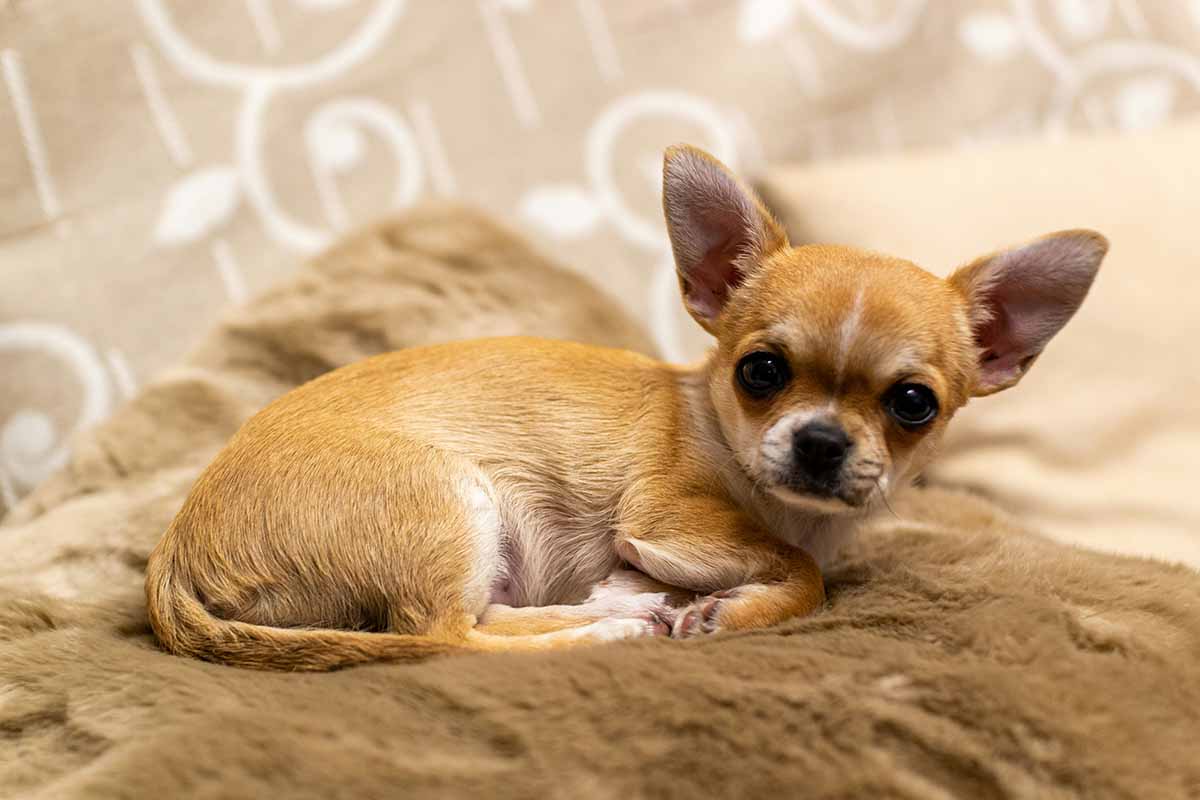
[974,304,1033,388]
[685,236,746,320]
[968,232,1104,391]
[662,146,785,326]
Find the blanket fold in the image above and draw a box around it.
[2,207,1197,800]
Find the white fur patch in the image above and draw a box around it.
[587,591,671,618]
[758,407,830,482]
[585,572,671,617]
[571,617,657,642]
[835,287,866,385]
[460,474,503,614]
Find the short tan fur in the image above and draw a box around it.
[147,146,1107,670]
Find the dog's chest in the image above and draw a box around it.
[765,512,856,571]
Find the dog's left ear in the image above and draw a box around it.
[950,229,1108,396]
[662,145,788,334]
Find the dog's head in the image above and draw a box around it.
[662,145,1107,513]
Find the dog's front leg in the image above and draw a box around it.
[615,495,825,638]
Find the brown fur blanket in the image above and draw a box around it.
[2,207,1198,799]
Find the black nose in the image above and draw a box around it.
[793,422,851,477]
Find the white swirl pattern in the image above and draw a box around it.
[2,0,1198,513]
[0,323,113,508]
[305,99,425,234]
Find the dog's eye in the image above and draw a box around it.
[884,383,939,428]
[736,352,790,397]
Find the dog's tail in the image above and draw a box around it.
[145,554,461,671]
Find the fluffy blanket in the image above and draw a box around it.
[3,207,1198,799]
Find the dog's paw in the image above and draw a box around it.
[671,589,737,638]
[636,609,674,637]
[582,612,673,642]
[584,584,677,622]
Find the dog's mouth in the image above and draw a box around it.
[743,450,885,513]
[768,484,861,513]
[763,470,885,514]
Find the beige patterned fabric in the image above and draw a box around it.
[3,1,1200,515]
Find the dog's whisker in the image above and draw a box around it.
[873,477,899,519]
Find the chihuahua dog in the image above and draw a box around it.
[146,145,1106,670]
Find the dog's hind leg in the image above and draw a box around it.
[473,569,689,637]
[466,614,669,651]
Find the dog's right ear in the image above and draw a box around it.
[662,145,788,334]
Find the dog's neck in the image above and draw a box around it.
[673,356,862,569]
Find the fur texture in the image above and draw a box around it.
[143,147,1106,670]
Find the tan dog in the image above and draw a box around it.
[146,145,1107,670]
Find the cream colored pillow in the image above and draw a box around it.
[759,119,1200,566]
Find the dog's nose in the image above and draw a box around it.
[793,422,851,477]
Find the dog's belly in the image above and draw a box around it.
[490,496,621,609]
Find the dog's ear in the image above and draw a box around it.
[662,145,788,334]
[950,229,1107,396]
